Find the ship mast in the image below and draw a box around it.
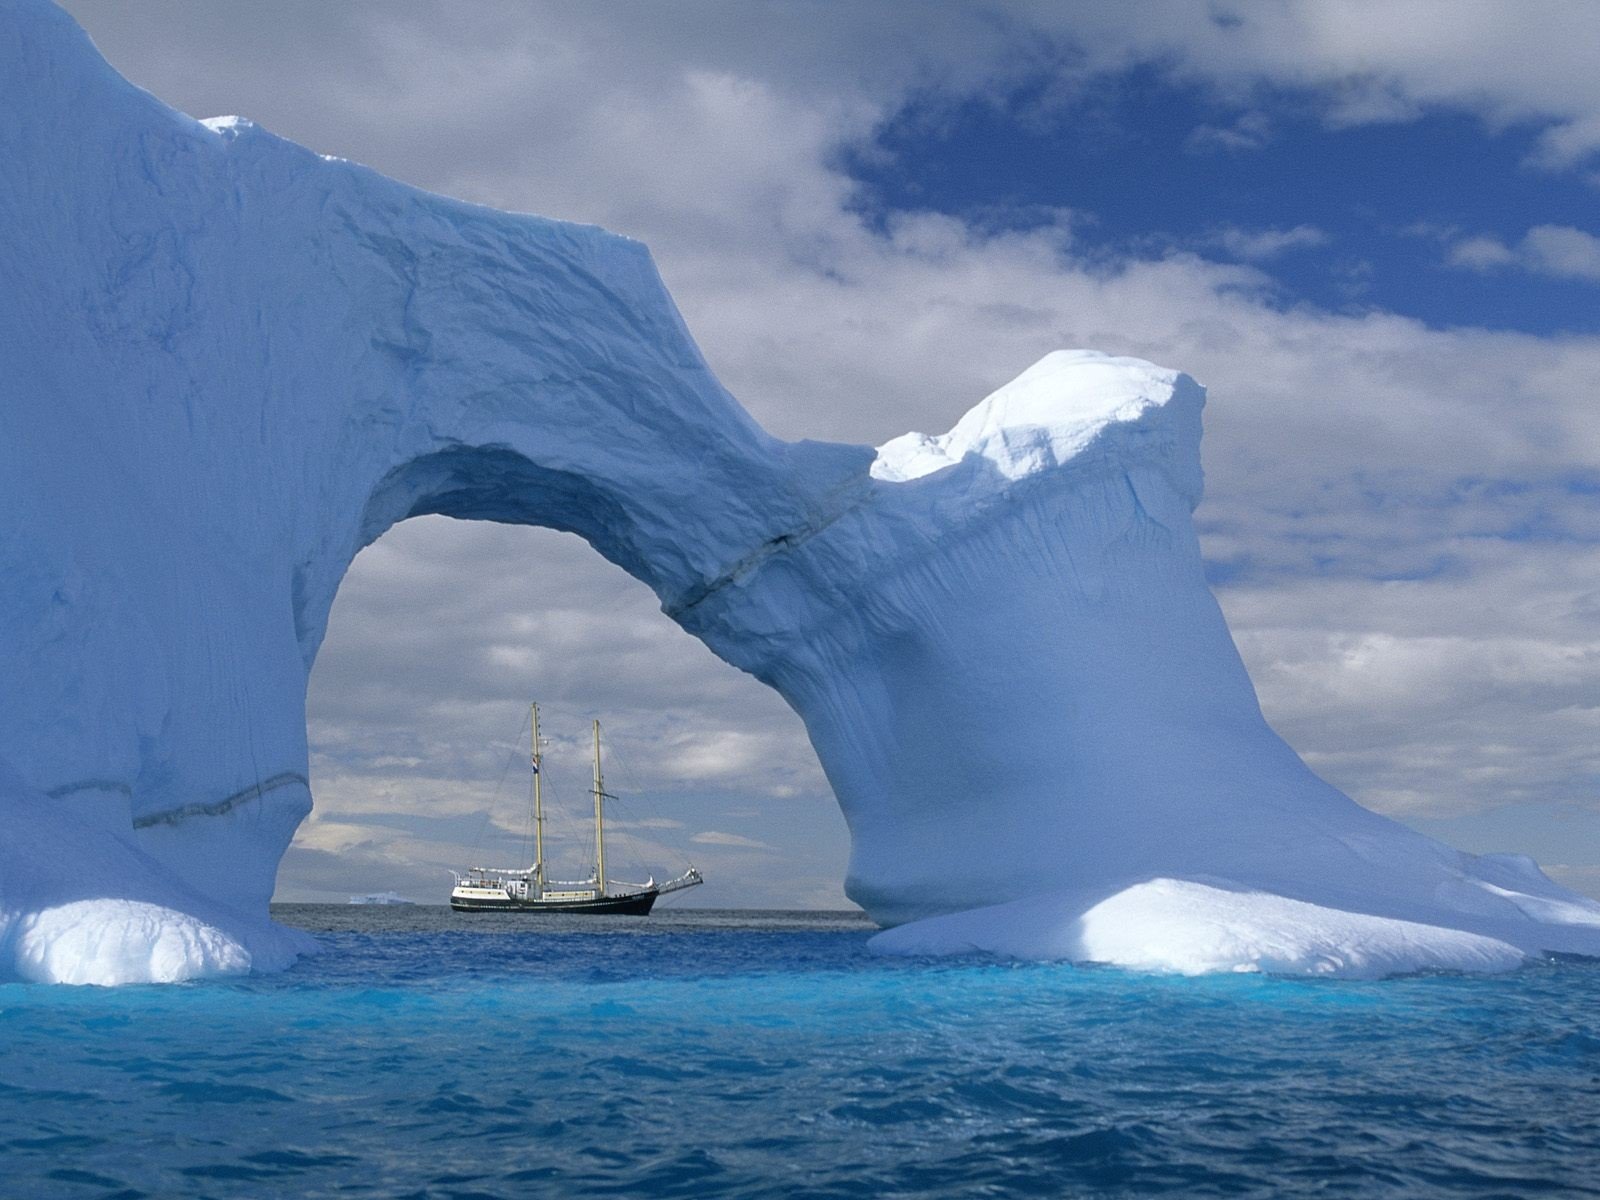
[592,718,607,895]
[531,702,544,894]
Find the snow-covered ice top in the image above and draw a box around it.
[5,0,1600,984]
[873,350,1198,494]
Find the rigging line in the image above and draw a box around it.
[522,708,535,872]
[536,754,593,878]
[596,724,646,874]
[547,789,590,876]
[598,792,648,877]
[542,730,592,853]
[598,723,697,873]
[469,706,535,859]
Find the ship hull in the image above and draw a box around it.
[450,889,659,915]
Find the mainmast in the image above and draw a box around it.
[531,702,544,893]
[592,719,607,895]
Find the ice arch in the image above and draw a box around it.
[5,0,1600,982]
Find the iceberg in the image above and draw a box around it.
[4,0,1600,983]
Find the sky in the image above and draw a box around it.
[58,0,1600,906]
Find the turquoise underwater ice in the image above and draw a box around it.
[3,909,1599,1199]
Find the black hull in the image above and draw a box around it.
[451,889,659,915]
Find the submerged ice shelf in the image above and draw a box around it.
[5,0,1600,984]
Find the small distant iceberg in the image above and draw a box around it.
[349,892,416,907]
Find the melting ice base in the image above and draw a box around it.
[5,0,1600,983]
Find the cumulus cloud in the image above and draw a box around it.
[1028,1,1600,170]
[58,0,1600,900]
[1185,111,1272,154]
[1445,225,1600,281]
[1209,224,1328,261]
[1447,235,1519,270]
[691,831,776,851]
[1224,539,1600,818]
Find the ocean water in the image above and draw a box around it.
[3,906,1600,1199]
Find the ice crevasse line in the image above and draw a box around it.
[5,0,1600,983]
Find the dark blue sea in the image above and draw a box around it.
[4,905,1600,1199]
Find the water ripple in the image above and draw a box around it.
[2,906,1600,1198]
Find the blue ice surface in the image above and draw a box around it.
[3,906,1599,1199]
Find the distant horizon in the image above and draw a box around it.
[271,899,870,913]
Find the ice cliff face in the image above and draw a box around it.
[5,0,1600,983]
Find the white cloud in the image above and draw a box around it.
[1522,225,1600,281]
[691,831,776,851]
[1447,235,1517,270]
[1185,110,1272,154]
[1223,540,1600,819]
[1026,1,1600,169]
[1211,224,1328,262]
[1447,225,1600,281]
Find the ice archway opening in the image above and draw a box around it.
[357,448,662,603]
[290,509,850,909]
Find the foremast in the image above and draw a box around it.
[593,718,608,896]
[531,702,545,896]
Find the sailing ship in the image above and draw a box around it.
[450,704,703,914]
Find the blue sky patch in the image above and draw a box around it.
[846,67,1600,334]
